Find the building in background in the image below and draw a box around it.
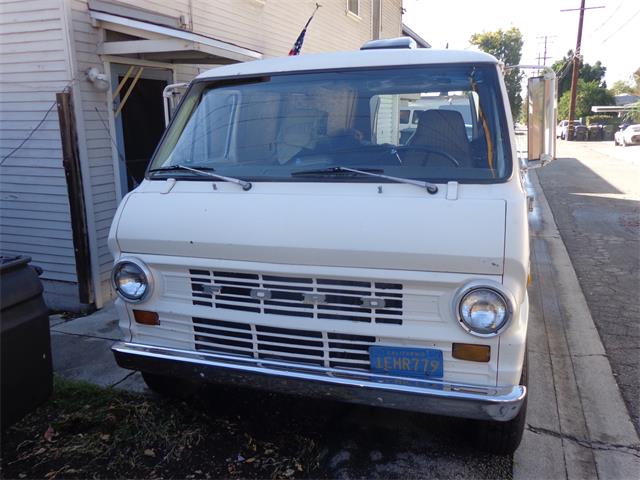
[0,0,404,312]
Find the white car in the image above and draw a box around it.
[109,39,557,455]
[614,124,640,146]
[556,120,581,140]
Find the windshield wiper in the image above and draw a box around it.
[291,166,438,194]
[148,164,252,191]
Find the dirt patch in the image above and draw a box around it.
[1,377,322,479]
[2,377,513,479]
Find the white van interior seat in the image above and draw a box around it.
[405,110,472,167]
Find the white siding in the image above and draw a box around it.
[0,0,78,284]
[375,94,400,144]
[103,0,403,57]
[380,0,402,39]
[69,0,118,303]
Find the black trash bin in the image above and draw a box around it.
[1,255,52,429]
[587,125,603,141]
[574,125,588,141]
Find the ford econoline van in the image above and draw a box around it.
[109,39,556,454]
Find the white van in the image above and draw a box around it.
[109,39,556,454]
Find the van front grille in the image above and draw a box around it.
[193,317,375,370]
[189,269,404,325]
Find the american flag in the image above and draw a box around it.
[289,29,307,56]
[288,3,321,56]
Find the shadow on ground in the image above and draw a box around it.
[538,156,640,434]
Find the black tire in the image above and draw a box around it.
[471,350,528,455]
[141,371,200,399]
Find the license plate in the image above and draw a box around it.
[369,346,443,379]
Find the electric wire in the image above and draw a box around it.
[591,1,624,34]
[94,106,126,164]
[601,9,640,44]
[0,78,77,166]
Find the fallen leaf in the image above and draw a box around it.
[43,426,55,442]
[143,448,156,457]
[245,457,256,463]
[35,447,46,455]
[284,468,295,477]
[18,474,26,478]
[100,434,111,441]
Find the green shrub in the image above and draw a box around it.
[586,114,620,126]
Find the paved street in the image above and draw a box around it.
[538,140,640,434]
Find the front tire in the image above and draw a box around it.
[141,372,200,399]
[471,351,528,455]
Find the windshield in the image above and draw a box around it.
[149,64,512,183]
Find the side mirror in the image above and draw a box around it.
[526,70,557,169]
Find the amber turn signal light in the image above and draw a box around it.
[452,343,490,362]
[133,309,159,325]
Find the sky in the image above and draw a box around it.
[403,0,640,86]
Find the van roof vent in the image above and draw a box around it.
[361,37,417,51]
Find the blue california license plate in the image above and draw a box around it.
[369,346,443,379]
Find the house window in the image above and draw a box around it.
[347,0,360,17]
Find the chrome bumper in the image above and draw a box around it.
[112,342,526,421]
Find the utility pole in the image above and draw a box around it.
[536,35,555,67]
[567,0,585,141]
[561,2,604,140]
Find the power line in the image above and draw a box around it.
[0,101,57,165]
[0,79,77,165]
[601,8,640,43]
[591,1,624,33]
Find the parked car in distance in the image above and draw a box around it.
[614,124,640,146]
[556,120,581,140]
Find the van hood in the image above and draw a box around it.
[114,184,506,275]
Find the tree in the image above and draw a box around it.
[470,27,524,121]
[611,80,634,95]
[551,51,607,98]
[557,79,615,120]
[611,70,640,96]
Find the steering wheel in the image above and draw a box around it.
[394,145,461,167]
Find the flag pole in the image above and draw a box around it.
[288,3,322,56]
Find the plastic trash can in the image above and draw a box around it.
[1,255,52,429]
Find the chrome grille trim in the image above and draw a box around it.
[193,316,376,370]
[189,269,404,325]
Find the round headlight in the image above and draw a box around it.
[458,287,510,336]
[112,261,150,302]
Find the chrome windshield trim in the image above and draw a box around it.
[113,341,525,421]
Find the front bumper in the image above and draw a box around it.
[113,342,526,421]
